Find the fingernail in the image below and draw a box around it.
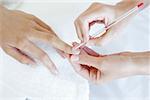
[71,55,79,62]
[51,64,59,75]
[72,48,80,55]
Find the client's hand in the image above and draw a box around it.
[69,43,149,84]
[0,5,80,75]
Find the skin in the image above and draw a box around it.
[74,0,149,46]
[0,5,80,75]
[70,43,150,84]
[71,0,150,84]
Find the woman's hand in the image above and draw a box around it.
[0,5,80,75]
[70,50,132,84]
[70,43,149,84]
[74,1,140,46]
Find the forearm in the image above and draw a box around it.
[119,51,150,76]
[101,51,150,80]
[128,51,150,75]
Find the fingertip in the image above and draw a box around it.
[28,62,37,68]
[42,56,59,75]
[53,69,59,75]
[49,65,59,75]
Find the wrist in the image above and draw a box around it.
[115,53,137,76]
[129,52,150,75]
[121,52,150,75]
[102,52,143,77]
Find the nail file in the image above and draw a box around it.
[74,2,144,50]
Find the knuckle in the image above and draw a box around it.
[45,34,55,42]
[28,20,36,27]
[77,17,83,23]
[74,17,82,25]
[16,39,28,49]
[63,44,72,53]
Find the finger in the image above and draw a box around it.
[55,48,69,59]
[74,19,89,42]
[18,40,58,75]
[88,17,115,46]
[88,17,105,28]
[95,69,101,84]
[70,59,100,82]
[72,42,84,51]
[3,46,35,65]
[74,21,84,41]
[32,16,51,31]
[34,23,51,33]
[69,60,91,80]
[104,17,109,26]
[70,51,100,69]
[72,42,100,57]
[82,46,100,57]
[72,42,78,47]
[29,30,80,55]
[89,67,98,82]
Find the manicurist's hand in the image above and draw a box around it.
[74,0,143,46]
[0,5,80,75]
